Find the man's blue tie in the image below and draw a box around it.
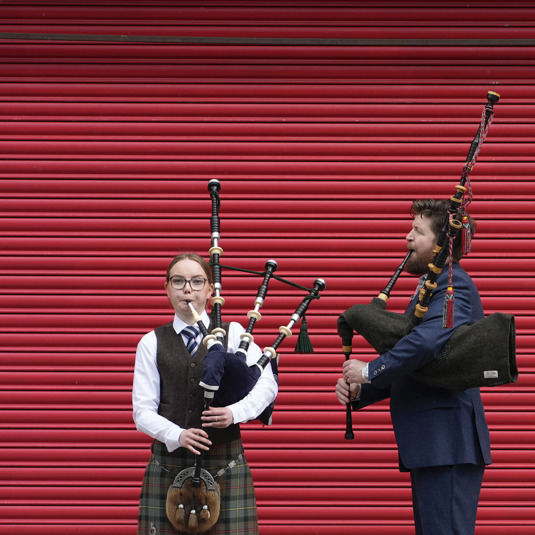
[182,325,200,356]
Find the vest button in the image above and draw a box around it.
[190,362,196,368]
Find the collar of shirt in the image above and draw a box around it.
[173,311,210,341]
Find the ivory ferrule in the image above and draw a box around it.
[203,334,218,347]
[247,310,261,320]
[263,347,277,359]
[211,327,226,339]
[279,325,292,337]
[240,332,254,343]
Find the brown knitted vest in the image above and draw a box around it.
[154,320,240,444]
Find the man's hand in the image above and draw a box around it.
[335,377,361,405]
[343,358,368,384]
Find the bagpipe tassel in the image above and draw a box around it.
[294,315,314,353]
[443,286,455,329]
[462,216,472,255]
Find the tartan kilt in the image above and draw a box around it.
[138,439,259,535]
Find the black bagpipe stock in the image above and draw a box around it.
[338,91,518,393]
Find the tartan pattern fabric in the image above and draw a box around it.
[138,439,259,534]
[182,325,200,356]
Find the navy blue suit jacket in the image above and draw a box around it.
[353,263,492,471]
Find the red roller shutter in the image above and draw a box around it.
[1,1,534,533]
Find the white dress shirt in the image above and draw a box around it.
[132,310,278,452]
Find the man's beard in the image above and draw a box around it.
[405,250,435,275]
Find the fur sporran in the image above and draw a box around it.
[166,466,221,533]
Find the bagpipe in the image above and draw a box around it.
[166,179,326,533]
[338,91,518,440]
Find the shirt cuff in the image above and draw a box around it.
[164,427,183,453]
[362,363,371,383]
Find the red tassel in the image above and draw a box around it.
[443,286,455,329]
[462,216,471,255]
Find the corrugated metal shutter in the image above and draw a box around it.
[1,1,534,533]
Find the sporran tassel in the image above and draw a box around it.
[443,286,455,329]
[200,504,211,521]
[176,503,185,524]
[462,216,472,255]
[188,510,198,530]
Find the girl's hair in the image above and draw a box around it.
[165,253,213,284]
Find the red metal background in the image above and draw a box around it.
[1,1,534,533]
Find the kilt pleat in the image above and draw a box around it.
[138,439,259,535]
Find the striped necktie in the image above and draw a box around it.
[182,325,200,356]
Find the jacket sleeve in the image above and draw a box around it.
[352,382,391,410]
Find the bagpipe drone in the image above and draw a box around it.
[166,179,325,533]
[338,91,518,440]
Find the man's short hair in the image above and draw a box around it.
[410,199,477,262]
